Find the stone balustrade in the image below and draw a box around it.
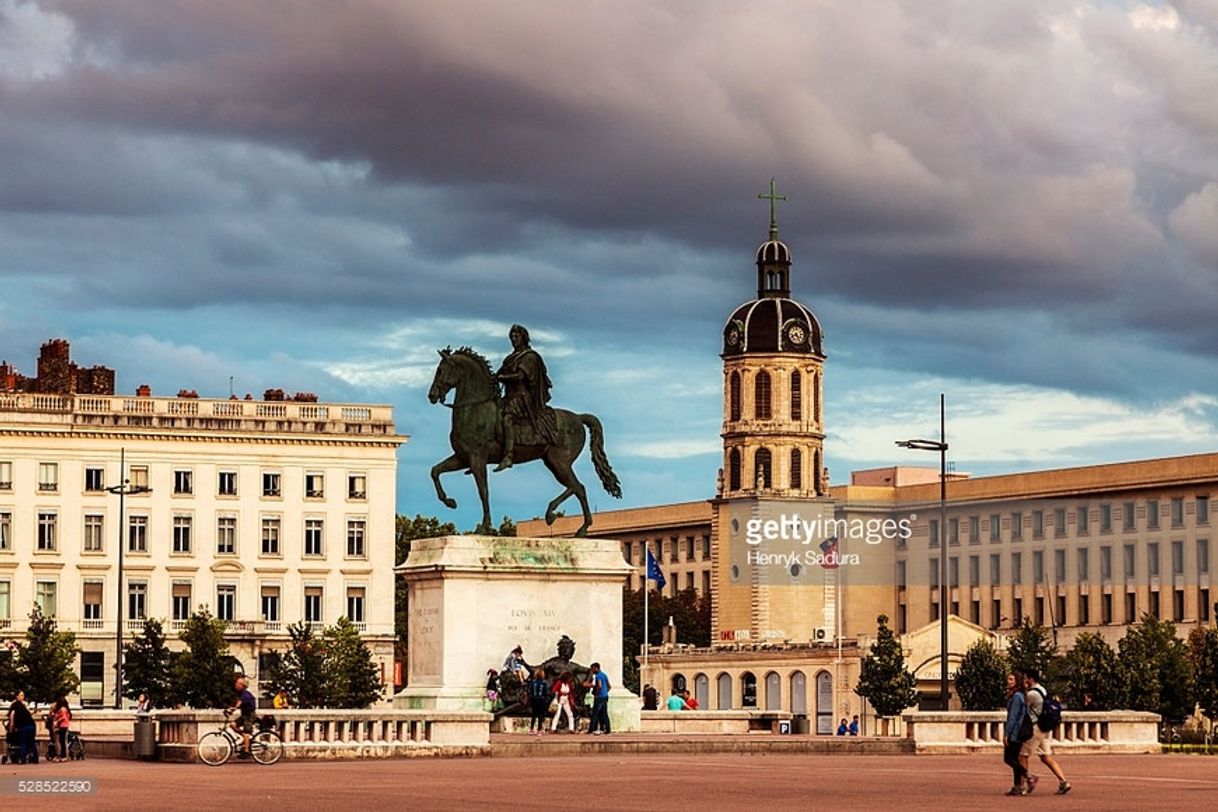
[641,710,792,734]
[154,709,491,761]
[902,710,1160,754]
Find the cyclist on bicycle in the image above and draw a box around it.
[227,675,257,758]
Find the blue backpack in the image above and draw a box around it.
[1033,686,1062,732]
[527,678,551,702]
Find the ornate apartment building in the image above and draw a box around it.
[0,341,405,704]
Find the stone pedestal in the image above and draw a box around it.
[394,535,641,731]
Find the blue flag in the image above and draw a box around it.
[646,548,667,590]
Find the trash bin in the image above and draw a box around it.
[792,714,810,735]
[133,716,157,760]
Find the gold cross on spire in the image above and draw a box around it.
[758,178,787,241]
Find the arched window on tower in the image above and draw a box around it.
[814,449,822,495]
[754,371,772,420]
[790,370,802,421]
[729,371,741,421]
[755,448,772,490]
[729,449,741,492]
[790,448,802,490]
[813,372,820,423]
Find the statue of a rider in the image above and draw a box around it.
[494,324,559,471]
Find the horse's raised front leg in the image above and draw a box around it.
[543,456,592,537]
[469,455,494,534]
[431,454,466,510]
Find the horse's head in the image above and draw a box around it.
[428,348,455,405]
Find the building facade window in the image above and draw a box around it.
[172,515,192,554]
[1123,501,1136,532]
[261,517,281,556]
[1147,543,1160,578]
[173,469,193,495]
[754,448,772,490]
[172,582,192,622]
[84,467,105,492]
[969,516,980,545]
[990,514,1001,542]
[36,580,57,617]
[1147,499,1159,529]
[216,584,236,621]
[790,370,802,420]
[38,511,57,551]
[990,554,1001,585]
[1011,512,1023,540]
[82,581,103,622]
[262,472,281,498]
[728,449,741,491]
[1171,498,1184,527]
[218,471,237,496]
[127,581,146,620]
[1124,544,1136,582]
[346,519,366,558]
[729,372,741,421]
[305,519,324,557]
[1100,504,1112,533]
[929,519,940,548]
[0,461,10,490]
[1198,496,1210,525]
[790,448,802,490]
[261,584,280,623]
[128,515,148,553]
[1077,507,1089,534]
[754,371,771,420]
[0,580,9,621]
[1032,510,1044,539]
[305,472,325,498]
[348,473,367,500]
[346,586,366,623]
[1054,508,1066,537]
[83,514,104,553]
[129,466,149,489]
[0,511,10,551]
[217,516,237,555]
[304,586,324,624]
[39,462,58,491]
[950,518,960,546]
[1101,545,1112,582]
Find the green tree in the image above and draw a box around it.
[0,644,18,700]
[321,617,384,708]
[1060,632,1127,710]
[1006,619,1058,680]
[122,618,176,708]
[854,614,919,718]
[173,608,237,708]
[1118,614,1195,722]
[395,515,458,649]
[14,605,80,703]
[954,638,1008,710]
[1188,626,1218,721]
[264,622,328,708]
[621,585,712,693]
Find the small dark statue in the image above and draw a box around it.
[428,324,622,536]
[492,635,591,720]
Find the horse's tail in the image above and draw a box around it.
[580,414,622,499]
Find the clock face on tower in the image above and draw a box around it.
[785,322,807,347]
[726,326,741,348]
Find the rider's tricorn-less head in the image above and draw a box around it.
[509,324,530,346]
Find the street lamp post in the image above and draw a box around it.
[106,448,152,709]
[896,393,949,710]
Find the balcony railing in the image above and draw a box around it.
[0,392,395,437]
[82,619,105,630]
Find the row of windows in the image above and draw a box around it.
[0,579,367,625]
[907,539,1211,590]
[628,569,712,596]
[913,586,1213,631]
[0,511,368,558]
[727,370,820,423]
[727,447,820,491]
[623,536,712,565]
[0,461,368,501]
[925,497,1211,547]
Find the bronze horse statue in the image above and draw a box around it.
[428,346,622,536]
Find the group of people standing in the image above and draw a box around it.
[1003,668,1071,796]
[4,690,72,765]
[522,662,613,735]
[640,684,700,711]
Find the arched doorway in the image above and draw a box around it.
[671,673,687,694]
[695,674,709,710]
[765,671,782,710]
[716,673,733,710]
[790,671,808,715]
[814,670,833,734]
[741,672,758,708]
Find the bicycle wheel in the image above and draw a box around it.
[197,731,233,766]
[250,730,283,765]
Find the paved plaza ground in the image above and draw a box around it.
[3,752,1215,811]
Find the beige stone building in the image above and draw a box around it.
[520,202,1217,729]
[0,342,405,705]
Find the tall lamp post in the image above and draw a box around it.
[896,393,949,710]
[106,448,151,709]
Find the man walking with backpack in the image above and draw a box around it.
[1020,669,1071,795]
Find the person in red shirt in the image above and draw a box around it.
[682,690,699,710]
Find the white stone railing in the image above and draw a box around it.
[902,710,1161,754]
[155,709,491,761]
[641,710,792,734]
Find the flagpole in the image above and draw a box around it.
[644,566,649,671]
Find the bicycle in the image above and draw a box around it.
[196,710,283,766]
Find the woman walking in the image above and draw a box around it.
[53,697,71,762]
[550,671,577,734]
[1003,670,1028,796]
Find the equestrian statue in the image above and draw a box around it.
[428,324,622,536]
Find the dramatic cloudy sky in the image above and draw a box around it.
[3,1,1217,529]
